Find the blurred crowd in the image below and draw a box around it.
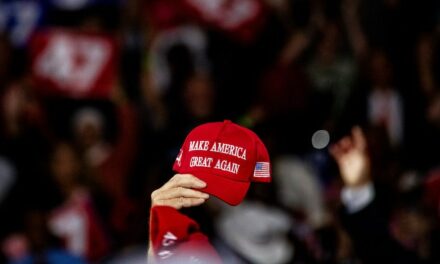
[0,0,439,263]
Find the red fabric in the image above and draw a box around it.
[149,206,222,263]
[173,120,271,206]
[83,197,110,261]
[29,28,118,99]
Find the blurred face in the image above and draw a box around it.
[51,143,81,190]
[2,86,25,124]
[184,75,215,119]
[76,122,102,149]
[2,79,42,136]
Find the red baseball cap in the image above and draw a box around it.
[173,120,271,206]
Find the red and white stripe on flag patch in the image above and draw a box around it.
[253,162,270,178]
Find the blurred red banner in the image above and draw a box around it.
[183,0,266,42]
[30,29,117,99]
[148,0,266,43]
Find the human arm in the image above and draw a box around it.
[330,127,405,262]
[341,0,368,61]
[148,174,221,263]
[330,127,370,187]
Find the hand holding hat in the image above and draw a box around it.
[151,120,271,210]
[151,174,210,210]
[148,121,271,263]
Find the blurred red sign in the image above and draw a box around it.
[182,0,266,42]
[30,29,117,98]
[148,0,266,43]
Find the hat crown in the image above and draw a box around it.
[173,120,271,205]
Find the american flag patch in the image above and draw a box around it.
[253,162,270,178]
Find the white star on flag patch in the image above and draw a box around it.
[253,162,270,177]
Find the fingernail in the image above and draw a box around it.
[202,193,209,198]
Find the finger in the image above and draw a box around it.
[339,137,353,153]
[179,197,206,208]
[155,197,207,210]
[163,174,207,190]
[329,144,343,160]
[352,126,366,150]
[156,187,209,200]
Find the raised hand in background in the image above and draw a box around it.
[330,127,371,187]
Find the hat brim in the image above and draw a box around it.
[192,172,250,206]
